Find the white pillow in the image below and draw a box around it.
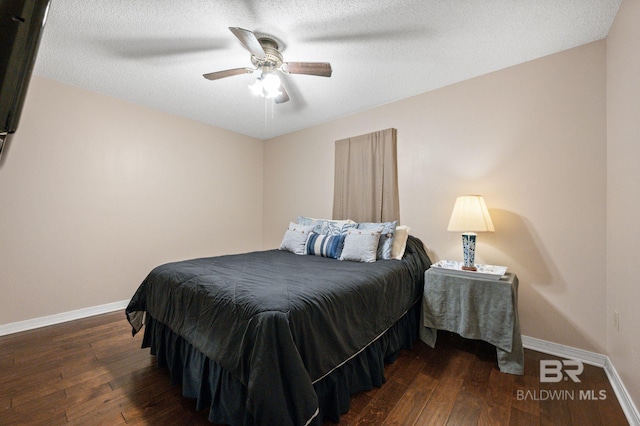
[356,221,397,259]
[340,227,383,263]
[391,225,411,260]
[279,222,315,255]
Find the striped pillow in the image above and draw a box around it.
[305,232,346,259]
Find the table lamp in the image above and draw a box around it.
[447,195,495,271]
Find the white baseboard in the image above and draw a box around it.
[523,335,640,426]
[0,300,129,336]
[522,335,608,367]
[604,357,640,426]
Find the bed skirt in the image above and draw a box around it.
[140,302,420,425]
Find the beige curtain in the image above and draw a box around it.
[332,128,399,223]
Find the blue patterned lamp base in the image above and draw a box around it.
[461,233,477,271]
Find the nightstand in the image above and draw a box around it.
[419,268,524,375]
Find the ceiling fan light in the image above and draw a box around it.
[262,73,281,98]
[265,88,282,99]
[248,79,264,97]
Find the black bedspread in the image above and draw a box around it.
[126,236,430,425]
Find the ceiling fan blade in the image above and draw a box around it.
[274,83,290,104]
[229,27,266,60]
[203,67,254,81]
[300,27,426,44]
[282,62,332,77]
[97,37,229,59]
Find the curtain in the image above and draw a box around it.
[332,128,399,223]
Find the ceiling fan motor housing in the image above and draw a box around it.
[251,37,283,72]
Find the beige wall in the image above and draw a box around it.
[607,0,640,410]
[0,76,264,324]
[264,41,608,353]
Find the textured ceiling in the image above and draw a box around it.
[33,0,621,140]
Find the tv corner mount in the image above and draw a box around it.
[0,133,8,161]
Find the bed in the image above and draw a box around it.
[126,234,431,425]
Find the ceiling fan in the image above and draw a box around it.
[203,27,332,104]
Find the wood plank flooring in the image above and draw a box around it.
[0,311,629,425]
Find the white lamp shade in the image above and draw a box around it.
[447,195,495,232]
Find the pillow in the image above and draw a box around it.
[296,215,324,231]
[319,219,357,235]
[279,222,315,255]
[391,225,411,260]
[340,227,384,263]
[306,232,345,259]
[357,221,397,259]
[296,216,357,235]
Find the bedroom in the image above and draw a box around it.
[0,0,638,424]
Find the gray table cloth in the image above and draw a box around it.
[419,269,524,375]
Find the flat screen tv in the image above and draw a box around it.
[0,0,51,156]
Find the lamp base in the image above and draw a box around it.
[461,232,477,271]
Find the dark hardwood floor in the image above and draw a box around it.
[0,311,629,425]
